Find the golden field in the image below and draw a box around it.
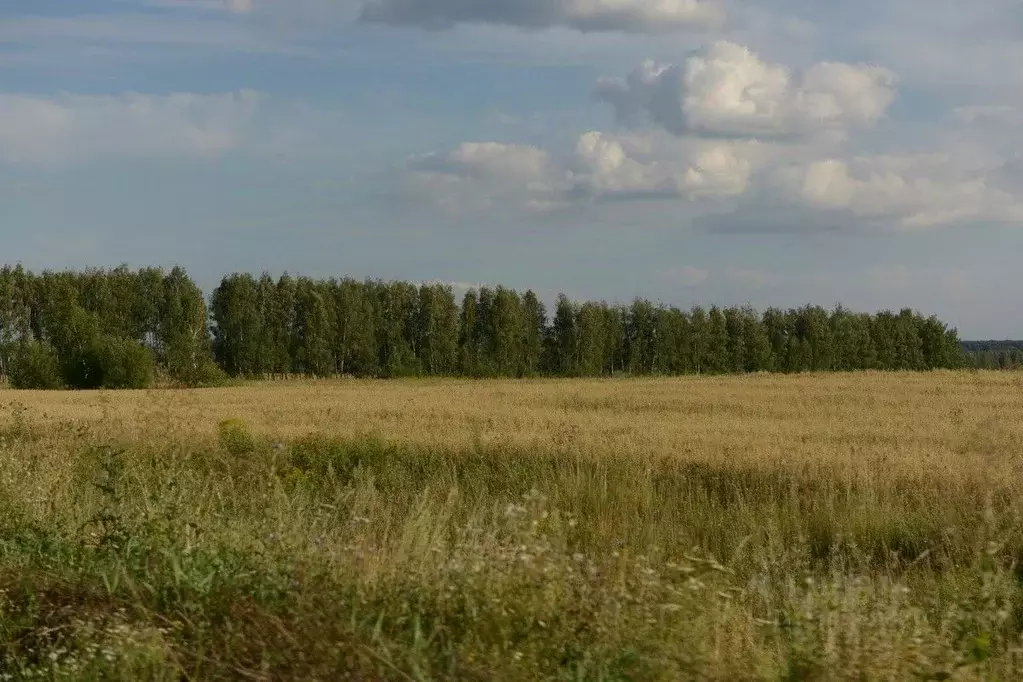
[1,371,1023,680]
[9,370,1023,480]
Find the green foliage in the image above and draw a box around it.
[291,277,334,377]
[96,336,155,389]
[57,336,156,390]
[1,265,222,390]
[548,294,579,376]
[8,341,63,389]
[62,342,106,389]
[172,356,229,388]
[3,424,1023,679]
[0,264,983,388]
[217,418,256,456]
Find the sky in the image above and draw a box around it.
[2,0,1022,338]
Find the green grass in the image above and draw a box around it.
[1,415,1023,679]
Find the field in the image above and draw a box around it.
[2,372,1023,679]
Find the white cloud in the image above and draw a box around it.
[410,131,769,211]
[682,144,754,197]
[411,134,1023,230]
[406,35,1023,232]
[572,131,756,199]
[596,41,897,138]
[408,142,568,212]
[777,154,1023,228]
[573,131,678,197]
[0,91,261,165]
[359,0,725,33]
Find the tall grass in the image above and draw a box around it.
[1,373,1023,679]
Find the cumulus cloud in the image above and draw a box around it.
[572,131,757,199]
[359,0,725,33]
[776,154,1023,228]
[596,41,897,138]
[413,133,1023,230]
[573,131,679,198]
[0,91,261,165]
[409,131,770,211]
[408,36,1023,232]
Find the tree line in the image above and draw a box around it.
[0,265,220,389]
[209,272,969,378]
[0,265,990,389]
[962,341,1023,370]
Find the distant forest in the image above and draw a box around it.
[0,265,1008,390]
[961,341,1023,370]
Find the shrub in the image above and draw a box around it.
[190,360,230,388]
[96,337,155,389]
[62,344,105,390]
[218,419,255,456]
[164,342,229,388]
[8,341,63,390]
[59,336,155,390]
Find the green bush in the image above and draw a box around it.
[190,360,230,388]
[96,337,155,389]
[164,342,229,388]
[8,341,63,390]
[218,419,255,456]
[62,344,105,390]
[59,336,155,390]
[166,359,229,389]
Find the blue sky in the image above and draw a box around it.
[2,0,1022,338]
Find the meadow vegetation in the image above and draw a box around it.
[1,372,1023,679]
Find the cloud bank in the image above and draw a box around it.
[408,38,1023,231]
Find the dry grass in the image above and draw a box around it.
[0,371,1022,679]
[10,371,1023,481]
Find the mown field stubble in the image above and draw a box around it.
[3,372,1023,679]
